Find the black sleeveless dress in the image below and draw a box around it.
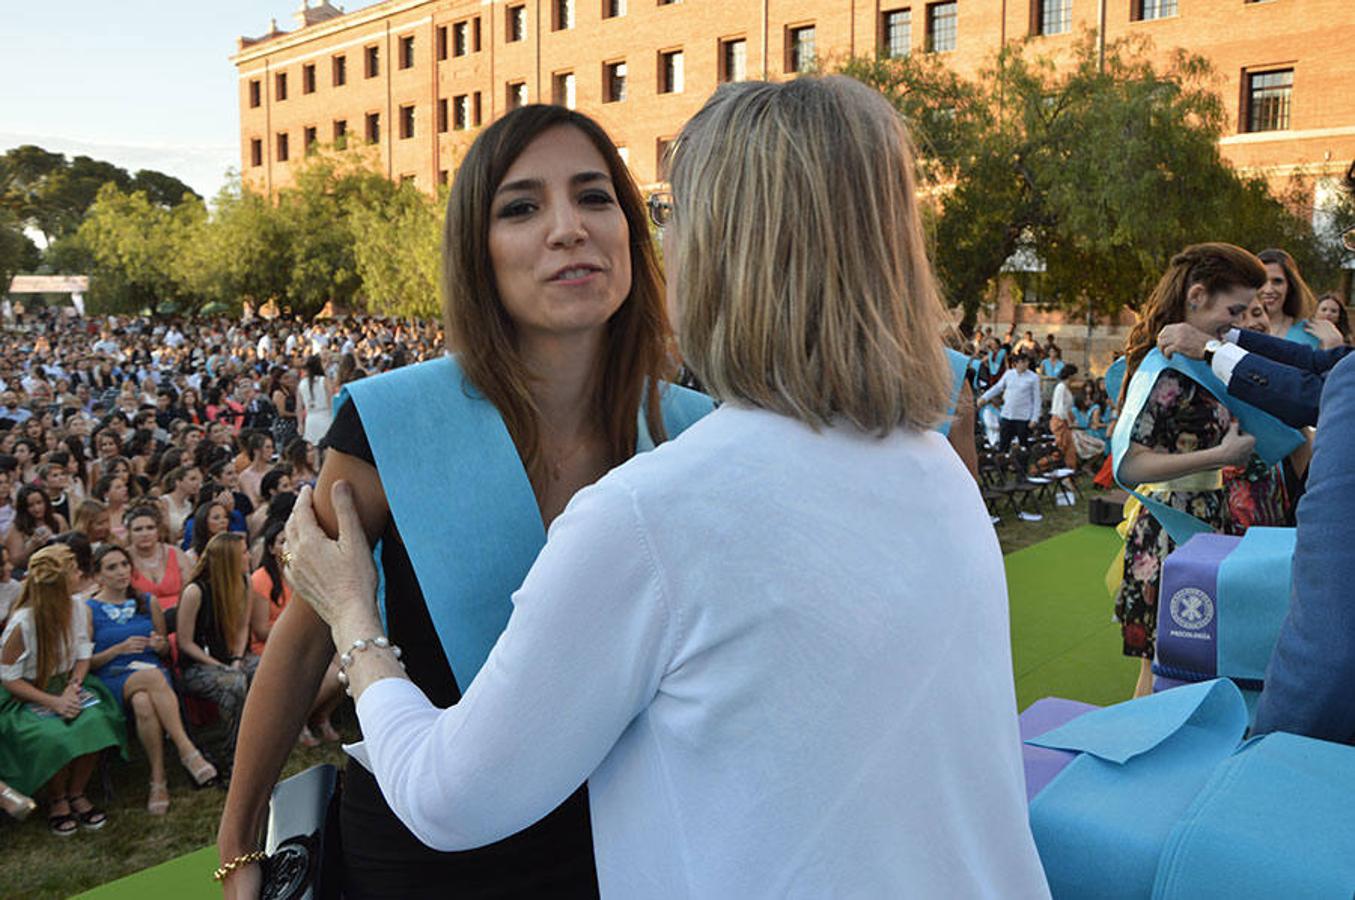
[320,402,599,898]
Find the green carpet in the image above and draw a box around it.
[76,525,1134,896]
[73,845,218,899]
[1007,524,1139,710]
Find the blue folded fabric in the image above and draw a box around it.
[1214,527,1295,684]
[1027,681,1249,899]
[1152,732,1355,899]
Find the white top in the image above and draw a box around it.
[356,405,1049,899]
[1050,380,1074,421]
[980,368,1042,422]
[0,599,93,682]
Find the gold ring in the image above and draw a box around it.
[279,550,295,568]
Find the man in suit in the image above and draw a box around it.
[1251,353,1355,743]
[1156,323,1351,428]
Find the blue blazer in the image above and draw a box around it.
[1253,353,1355,744]
[1228,330,1352,429]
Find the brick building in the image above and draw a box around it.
[233,0,1354,357]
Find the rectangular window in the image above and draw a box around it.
[303,125,318,154]
[473,91,483,125]
[303,63,317,94]
[507,5,527,42]
[276,132,290,162]
[659,50,684,94]
[926,2,957,52]
[333,119,348,145]
[1247,69,1293,132]
[787,26,816,73]
[365,45,380,78]
[882,9,911,57]
[401,173,416,186]
[554,0,575,30]
[604,0,627,18]
[553,71,577,108]
[1037,0,1070,35]
[437,25,448,61]
[249,79,262,108]
[720,38,747,83]
[507,81,528,110]
[439,169,449,186]
[473,17,482,51]
[437,98,449,133]
[604,61,627,102]
[250,138,263,167]
[453,21,469,56]
[332,54,347,86]
[399,104,416,139]
[658,0,681,5]
[399,35,415,69]
[656,138,674,180]
[275,71,288,101]
[1134,0,1177,19]
[365,111,381,144]
[454,94,470,129]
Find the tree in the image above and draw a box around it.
[0,207,41,291]
[73,183,199,314]
[348,179,444,318]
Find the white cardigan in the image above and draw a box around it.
[356,405,1050,899]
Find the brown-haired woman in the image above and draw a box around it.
[176,533,268,771]
[1256,248,1319,347]
[6,485,69,571]
[220,105,691,898]
[0,545,126,835]
[1313,292,1352,348]
[1116,243,1265,697]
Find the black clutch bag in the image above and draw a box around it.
[260,763,342,900]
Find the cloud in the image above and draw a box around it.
[0,131,238,201]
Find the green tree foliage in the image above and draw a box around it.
[348,179,444,319]
[0,208,42,291]
[840,34,1344,331]
[73,183,202,314]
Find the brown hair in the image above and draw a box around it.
[1257,248,1317,321]
[1124,243,1267,388]
[668,76,952,432]
[442,105,673,490]
[15,544,75,688]
[189,532,247,647]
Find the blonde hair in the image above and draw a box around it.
[669,76,952,433]
[16,544,75,687]
[189,532,247,647]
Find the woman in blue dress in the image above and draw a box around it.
[86,543,216,814]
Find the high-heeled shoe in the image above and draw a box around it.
[180,749,218,787]
[1,783,36,821]
[147,781,170,815]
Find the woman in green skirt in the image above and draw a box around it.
[0,544,126,835]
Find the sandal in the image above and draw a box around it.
[1,784,36,821]
[69,793,108,831]
[48,797,77,836]
[147,781,170,816]
[180,749,218,787]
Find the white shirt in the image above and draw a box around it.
[980,368,1042,422]
[1050,380,1074,421]
[0,599,93,682]
[356,405,1049,899]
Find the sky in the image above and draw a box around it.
[0,1,349,200]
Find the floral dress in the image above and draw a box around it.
[1114,370,1232,658]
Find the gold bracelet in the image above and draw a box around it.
[212,850,267,882]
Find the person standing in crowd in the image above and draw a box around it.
[86,544,217,814]
[977,352,1041,449]
[297,356,333,446]
[1312,293,1351,347]
[1047,364,1079,469]
[282,76,1048,899]
[1115,244,1263,698]
[267,370,299,451]
[219,104,711,900]
[1256,248,1320,347]
[0,545,126,836]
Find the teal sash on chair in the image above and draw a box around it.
[1109,350,1304,545]
[937,348,970,438]
[1283,319,1320,349]
[341,356,713,688]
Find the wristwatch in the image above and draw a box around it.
[1202,339,1223,366]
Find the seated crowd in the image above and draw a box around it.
[0,312,440,832]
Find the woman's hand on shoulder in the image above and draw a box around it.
[284,483,379,635]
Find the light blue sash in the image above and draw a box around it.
[342,356,713,688]
[1103,357,1126,412]
[1110,351,1305,544]
[987,347,1006,376]
[1283,319,1320,349]
[937,348,970,438]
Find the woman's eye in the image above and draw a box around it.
[497,200,536,218]
[580,191,615,206]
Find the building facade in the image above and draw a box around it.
[235,0,1355,195]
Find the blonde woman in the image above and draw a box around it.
[285,78,1048,896]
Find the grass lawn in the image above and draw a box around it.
[3,489,1131,898]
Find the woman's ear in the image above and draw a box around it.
[1185,282,1209,310]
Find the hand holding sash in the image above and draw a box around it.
[1156,323,1212,360]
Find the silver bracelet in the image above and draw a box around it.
[336,635,403,695]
